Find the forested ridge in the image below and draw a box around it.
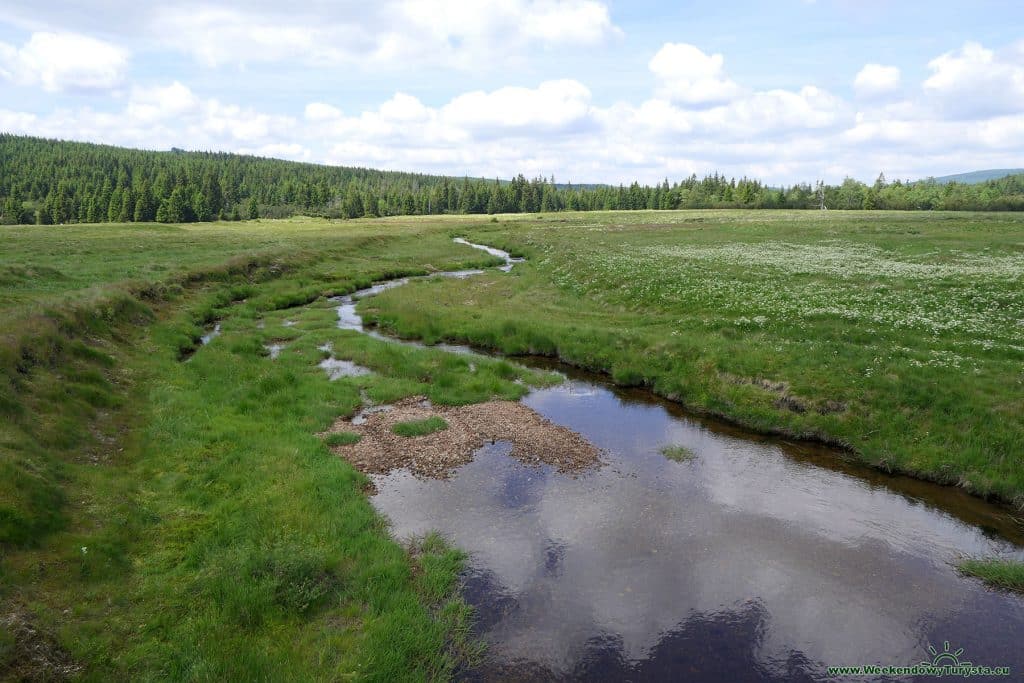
[2,134,1024,225]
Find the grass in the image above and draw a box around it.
[660,445,697,462]
[0,216,551,680]
[958,558,1024,592]
[3,209,1024,678]
[363,209,1024,509]
[324,431,363,446]
[393,417,449,438]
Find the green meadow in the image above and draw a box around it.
[2,209,1023,678]
[364,210,1024,505]
[0,217,550,680]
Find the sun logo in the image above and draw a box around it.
[921,641,972,667]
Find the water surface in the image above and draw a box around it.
[342,239,1024,680]
[373,374,1024,681]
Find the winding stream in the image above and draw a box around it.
[337,240,1024,681]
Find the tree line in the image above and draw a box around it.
[2,134,1024,225]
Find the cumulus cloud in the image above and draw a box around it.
[0,31,128,92]
[145,0,619,69]
[853,63,901,98]
[304,102,343,122]
[126,81,199,122]
[701,86,845,134]
[4,28,1024,187]
[923,41,1024,118]
[649,43,740,106]
[380,93,432,123]
[0,81,298,156]
[441,80,594,135]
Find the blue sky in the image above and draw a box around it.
[1,0,1023,184]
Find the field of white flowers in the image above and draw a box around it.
[556,241,1020,340]
[366,209,1024,504]
[533,215,1024,370]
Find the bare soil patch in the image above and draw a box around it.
[1,607,82,682]
[324,396,600,478]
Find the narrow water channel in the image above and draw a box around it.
[339,240,1024,681]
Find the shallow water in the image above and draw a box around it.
[453,237,525,272]
[373,374,1024,680]
[319,357,372,380]
[317,342,372,379]
[199,322,221,345]
[343,239,1024,680]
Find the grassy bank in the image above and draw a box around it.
[959,558,1024,592]
[362,209,1024,507]
[0,217,550,680]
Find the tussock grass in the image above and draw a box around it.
[393,416,449,437]
[660,445,697,462]
[324,431,362,446]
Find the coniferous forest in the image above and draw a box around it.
[2,133,1024,225]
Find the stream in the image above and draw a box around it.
[336,240,1024,681]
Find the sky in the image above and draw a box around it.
[1,0,1023,185]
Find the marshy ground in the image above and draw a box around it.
[2,210,1023,680]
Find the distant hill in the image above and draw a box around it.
[928,169,1024,184]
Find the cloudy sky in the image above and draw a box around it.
[1,0,1022,185]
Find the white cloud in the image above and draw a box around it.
[126,81,198,122]
[973,114,1024,148]
[5,35,1024,187]
[238,142,312,161]
[380,93,432,123]
[0,31,128,92]
[441,80,594,135]
[403,0,618,50]
[923,41,1024,118]
[853,63,901,98]
[701,86,845,134]
[649,43,740,106]
[518,0,619,44]
[148,0,619,69]
[304,102,343,122]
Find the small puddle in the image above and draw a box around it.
[200,322,221,345]
[319,358,371,380]
[264,343,285,359]
[317,343,371,380]
[181,321,223,361]
[352,404,393,425]
[319,238,1024,679]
